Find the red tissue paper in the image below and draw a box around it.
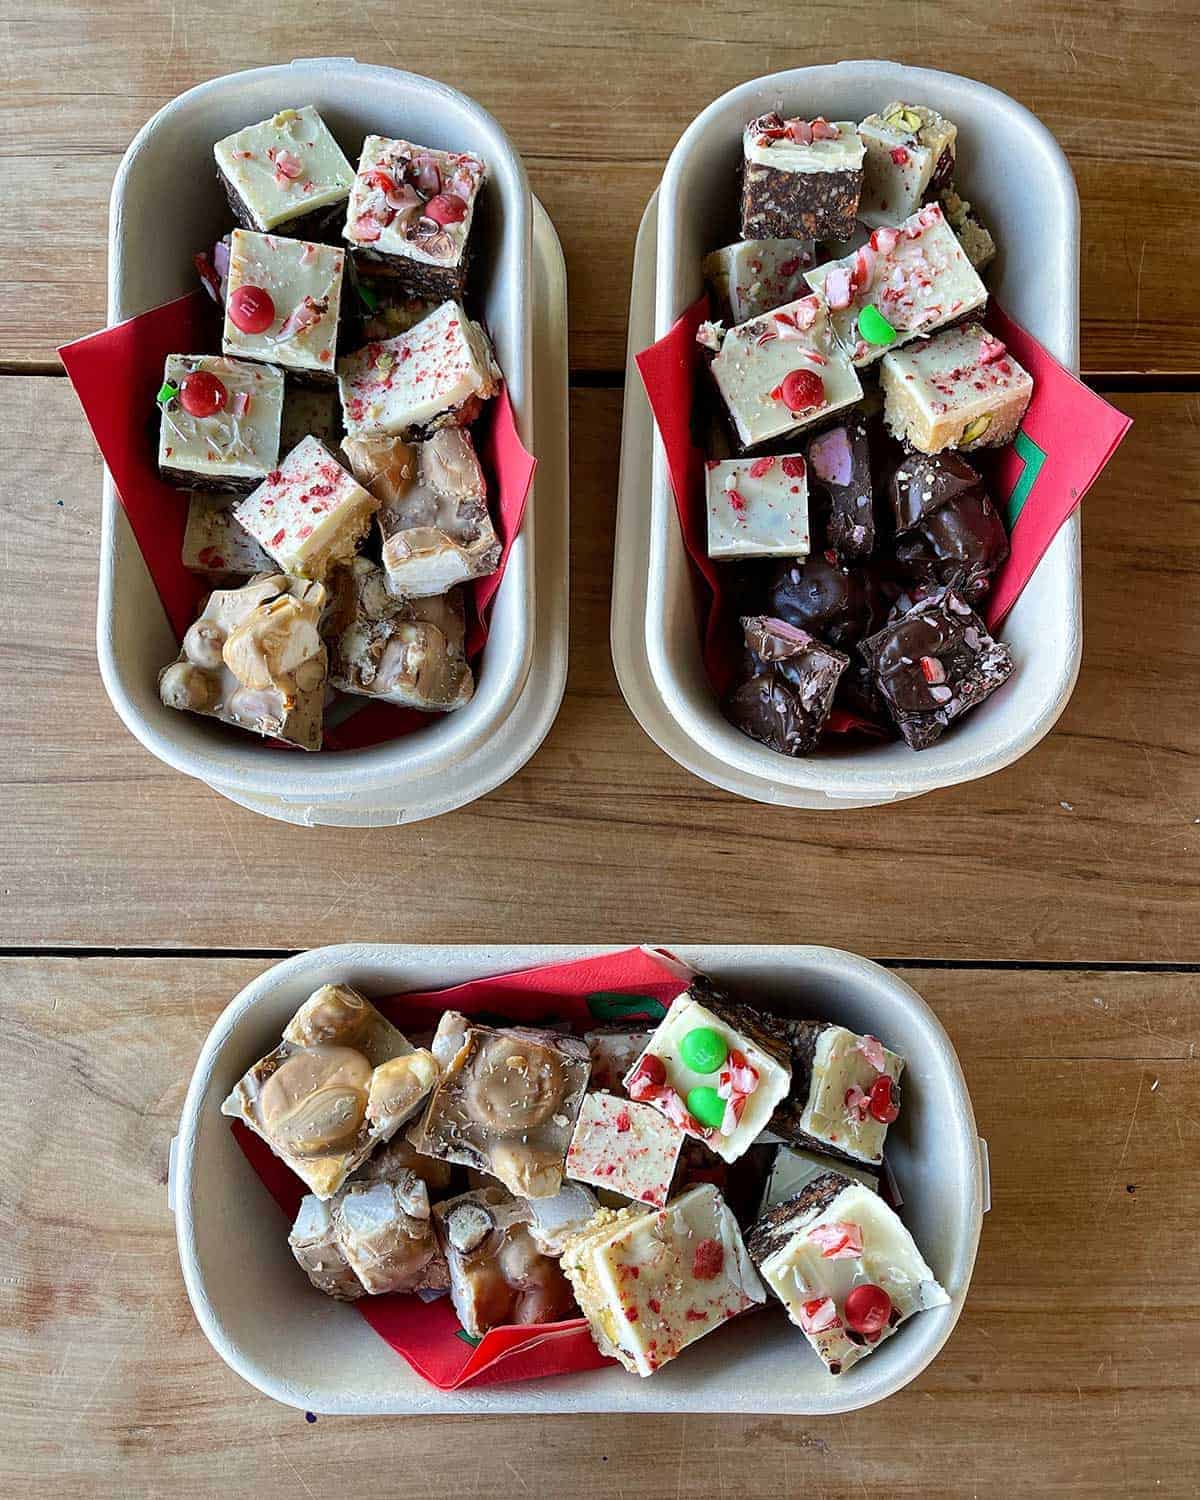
[231,945,693,1390]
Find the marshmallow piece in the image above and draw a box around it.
[880,322,1033,453]
[158,354,284,491]
[335,1172,448,1296]
[857,102,957,228]
[702,238,815,326]
[289,1195,363,1301]
[560,1183,765,1377]
[566,1093,685,1208]
[747,1173,948,1375]
[214,106,354,235]
[705,454,810,560]
[222,229,345,377]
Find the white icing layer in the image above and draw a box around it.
[214,106,354,231]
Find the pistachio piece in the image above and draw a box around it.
[444,1201,495,1255]
[900,107,924,133]
[159,661,217,712]
[961,414,993,444]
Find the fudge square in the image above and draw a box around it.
[747,1172,948,1376]
[702,238,815,327]
[880,322,1034,453]
[222,229,345,379]
[623,986,792,1163]
[859,588,1014,750]
[804,204,987,368]
[702,294,863,450]
[181,494,273,579]
[565,1093,685,1208]
[706,454,809,560]
[560,1183,765,1377]
[740,115,865,241]
[768,1021,904,1166]
[214,105,355,239]
[343,135,486,300]
[157,354,284,492]
[337,300,500,439]
[234,435,379,580]
[857,101,957,229]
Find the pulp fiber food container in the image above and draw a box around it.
[170,943,988,1415]
[97,59,561,825]
[615,61,1082,808]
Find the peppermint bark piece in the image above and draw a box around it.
[741,115,865,240]
[214,106,355,242]
[705,454,810,560]
[880,322,1033,453]
[768,1021,904,1166]
[703,238,815,326]
[565,1093,685,1209]
[804,205,987,368]
[181,495,274,580]
[724,616,849,757]
[857,101,957,229]
[221,229,345,381]
[157,355,284,493]
[747,1173,948,1376]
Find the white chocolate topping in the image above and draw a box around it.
[222,229,345,376]
[705,453,810,560]
[214,106,354,231]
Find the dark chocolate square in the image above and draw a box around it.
[724,616,848,756]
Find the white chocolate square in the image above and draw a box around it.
[799,1025,904,1165]
[181,494,274,578]
[705,293,863,449]
[880,322,1033,453]
[805,204,987,367]
[763,1145,880,1212]
[706,453,810,559]
[222,229,345,376]
[750,1178,948,1375]
[343,135,485,270]
[560,1183,765,1377]
[337,300,500,438]
[157,355,284,486]
[623,991,792,1164]
[702,239,815,326]
[857,102,957,228]
[214,106,354,232]
[233,434,379,580]
[566,1093,684,1208]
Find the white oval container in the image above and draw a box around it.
[171,943,987,1415]
[614,62,1082,807]
[98,58,557,822]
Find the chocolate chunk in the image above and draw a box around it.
[894,488,1010,602]
[889,452,984,532]
[724,616,848,756]
[765,552,885,650]
[806,412,876,562]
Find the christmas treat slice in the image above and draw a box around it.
[583,1025,655,1095]
[181,495,274,580]
[889,451,1010,602]
[221,229,345,380]
[214,106,355,241]
[407,1016,592,1199]
[705,454,810,560]
[157,355,284,492]
[856,101,957,229]
[337,300,500,440]
[747,1172,948,1376]
[740,115,865,241]
[804,204,987,368]
[341,427,500,599]
[560,1183,765,1377]
[700,293,863,451]
[938,186,996,271]
[565,1093,685,1209]
[859,587,1014,750]
[233,434,380,581]
[880,322,1033,453]
[702,238,815,326]
[158,573,328,750]
[806,411,875,562]
[343,135,486,301]
[325,560,474,712]
[762,1145,881,1212]
[622,986,792,1163]
[724,616,849,758]
[769,1021,904,1166]
[433,1186,578,1338]
[221,984,438,1198]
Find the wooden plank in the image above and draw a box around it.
[1,956,1196,1497]
[0,0,1196,373]
[0,380,1196,960]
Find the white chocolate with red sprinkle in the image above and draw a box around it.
[181,494,274,578]
[214,106,354,233]
[344,135,485,270]
[704,294,863,450]
[804,204,987,367]
[583,1026,654,1095]
[336,300,500,439]
[559,1183,765,1377]
[222,229,345,377]
[702,239,815,326]
[565,1094,684,1208]
[158,354,284,487]
[880,322,1033,453]
[748,1176,948,1375]
[233,434,379,581]
[857,102,957,229]
[705,453,810,560]
[797,1025,904,1165]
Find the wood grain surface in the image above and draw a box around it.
[0,0,1195,374]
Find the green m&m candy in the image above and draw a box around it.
[857,304,897,346]
[686,1085,727,1130]
[679,1026,728,1074]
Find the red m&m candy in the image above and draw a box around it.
[868,1073,900,1124]
[777,369,825,413]
[843,1283,891,1336]
[179,370,228,418]
[228,284,276,334]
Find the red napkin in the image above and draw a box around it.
[636,292,1130,705]
[231,946,693,1390]
[59,293,537,753]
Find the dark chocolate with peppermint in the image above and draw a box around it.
[890,453,1009,601]
[859,588,1014,750]
[765,552,885,651]
[724,616,848,756]
[806,411,876,562]
[740,114,865,241]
